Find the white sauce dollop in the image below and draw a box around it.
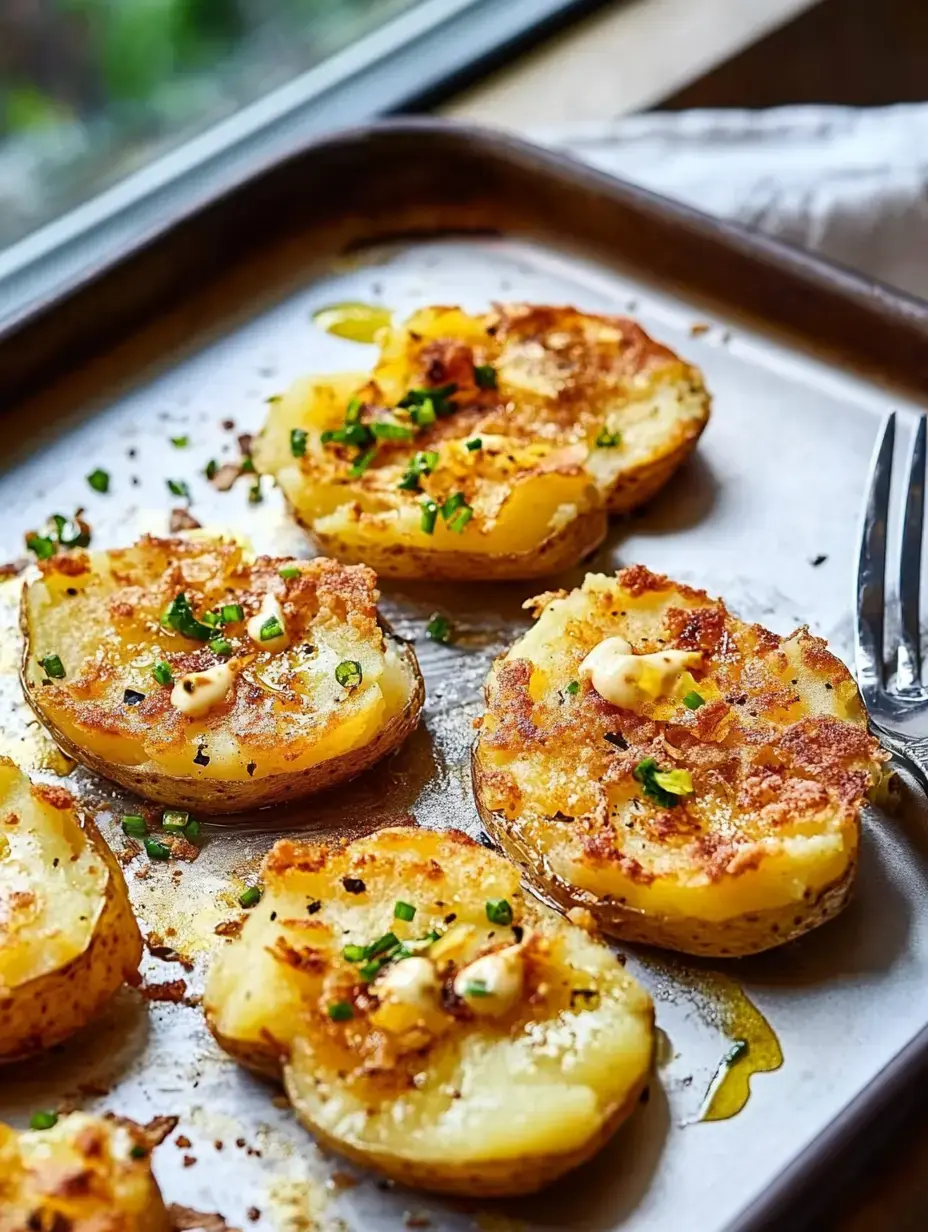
[453,944,524,1017]
[246,593,289,651]
[170,663,235,717]
[579,635,702,709]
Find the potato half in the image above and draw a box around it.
[21,537,424,813]
[0,759,141,1061]
[473,566,887,957]
[0,1112,169,1231]
[205,827,654,1196]
[253,304,710,580]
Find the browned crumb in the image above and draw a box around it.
[170,507,202,533]
[210,463,242,492]
[690,322,711,336]
[141,979,188,1004]
[215,917,245,939]
[182,1154,197,1168]
[328,1171,357,1191]
[175,1135,192,1149]
[247,1211,260,1224]
[405,1214,431,1228]
[0,558,28,578]
[143,1115,180,1146]
[168,1204,240,1232]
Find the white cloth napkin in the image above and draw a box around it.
[543,104,928,303]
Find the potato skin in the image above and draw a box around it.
[205,827,654,1196]
[20,539,425,814]
[473,566,886,958]
[0,771,141,1062]
[0,1112,169,1231]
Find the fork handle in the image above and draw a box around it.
[873,728,928,794]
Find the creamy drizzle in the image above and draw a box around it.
[580,635,702,708]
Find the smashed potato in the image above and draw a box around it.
[21,536,424,813]
[0,759,141,1061]
[254,304,710,579]
[0,1112,168,1231]
[473,567,886,956]
[205,827,654,1196]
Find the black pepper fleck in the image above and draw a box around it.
[246,761,257,776]
[307,900,322,914]
[342,877,366,894]
[194,747,210,766]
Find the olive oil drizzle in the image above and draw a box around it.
[312,302,392,343]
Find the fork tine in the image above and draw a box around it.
[856,412,896,702]
[896,415,926,691]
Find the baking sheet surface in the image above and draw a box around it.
[2,235,926,1232]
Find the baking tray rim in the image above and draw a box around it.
[2,116,927,1232]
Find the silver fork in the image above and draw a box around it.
[856,410,928,787]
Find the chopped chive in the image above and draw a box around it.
[121,815,148,838]
[209,637,233,657]
[162,593,213,641]
[259,616,284,642]
[240,457,256,473]
[486,898,513,926]
[239,885,262,909]
[633,757,694,808]
[683,691,706,710]
[328,1001,354,1022]
[123,688,145,706]
[371,421,415,441]
[39,654,65,679]
[171,435,189,448]
[152,661,173,687]
[205,459,218,480]
[183,817,201,841]
[166,478,190,499]
[441,491,466,520]
[129,1144,148,1159]
[409,399,437,428]
[87,468,110,493]
[465,438,483,452]
[394,900,416,922]
[342,944,367,962]
[29,1110,58,1131]
[398,449,439,491]
[278,565,300,580]
[464,979,490,998]
[595,429,622,448]
[565,681,580,696]
[358,958,385,982]
[248,480,263,504]
[345,397,362,425]
[162,810,190,834]
[220,603,244,623]
[52,513,90,549]
[420,498,438,535]
[366,932,399,958]
[426,614,452,643]
[144,838,171,861]
[348,446,377,478]
[448,505,473,534]
[398,383,457,415]
[201,611,222,628]
[290,428,308,457]
[474,364,497,390]
[26,533,56,560]
[335,659,362,689]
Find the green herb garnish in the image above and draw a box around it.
[26,534,56,560]
[39,654,65,679]
[633,757,694,807]
[565,681,580,695]
[259,615,284,642]
[183,817,201,841]
[29,1110,58,1131]
[465,438,482,451]
[426,613,452,643]
[220,603,244,623]
[171,435,189,448]
[399,383,457,415]
[152,661,173,687]
[473,364,497,390]
[328,1001,354,1022]
[398,450,439,491]
[205,459,218,480]
[87,468,110,493]
[121,815,148,838]
[683,691,705,710]
[144,837,171,861]
[290,428,308,457]
[239,885,262,908]
[162,810,190,834]
[394,901,416,922]
[367,932,399,958]
[162,593,213,641]
[359,959,385,982]
[486,898,513,926]
[51,513,90,548]
[279,565,300,580]
[595,429,622,448]
[464,980,490,998]
[371,421,415,442]
[209,637,233,657]
[409,399,437,428]
[420,498,438,535]
[348,446,377,479]
[248,480,263,504]
[342,944,367,962]
[335,660,362,689]
[345,397,362,424]
[166,478,190,499]
[321,423,373,450]
[201,611,222,628]
[447,505,473,534]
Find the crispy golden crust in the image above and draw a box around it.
[473,566,887,957]
[0,1113,169,1232]
[20,537,424,813]
[0,769,141,1061]
[254,304,710,580]
[205,827,654,1196]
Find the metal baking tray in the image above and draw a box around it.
[3,120,928,1232]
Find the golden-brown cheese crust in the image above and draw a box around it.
[254,304,710,579]
[473,566,887,956]
[20,537,424,812]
